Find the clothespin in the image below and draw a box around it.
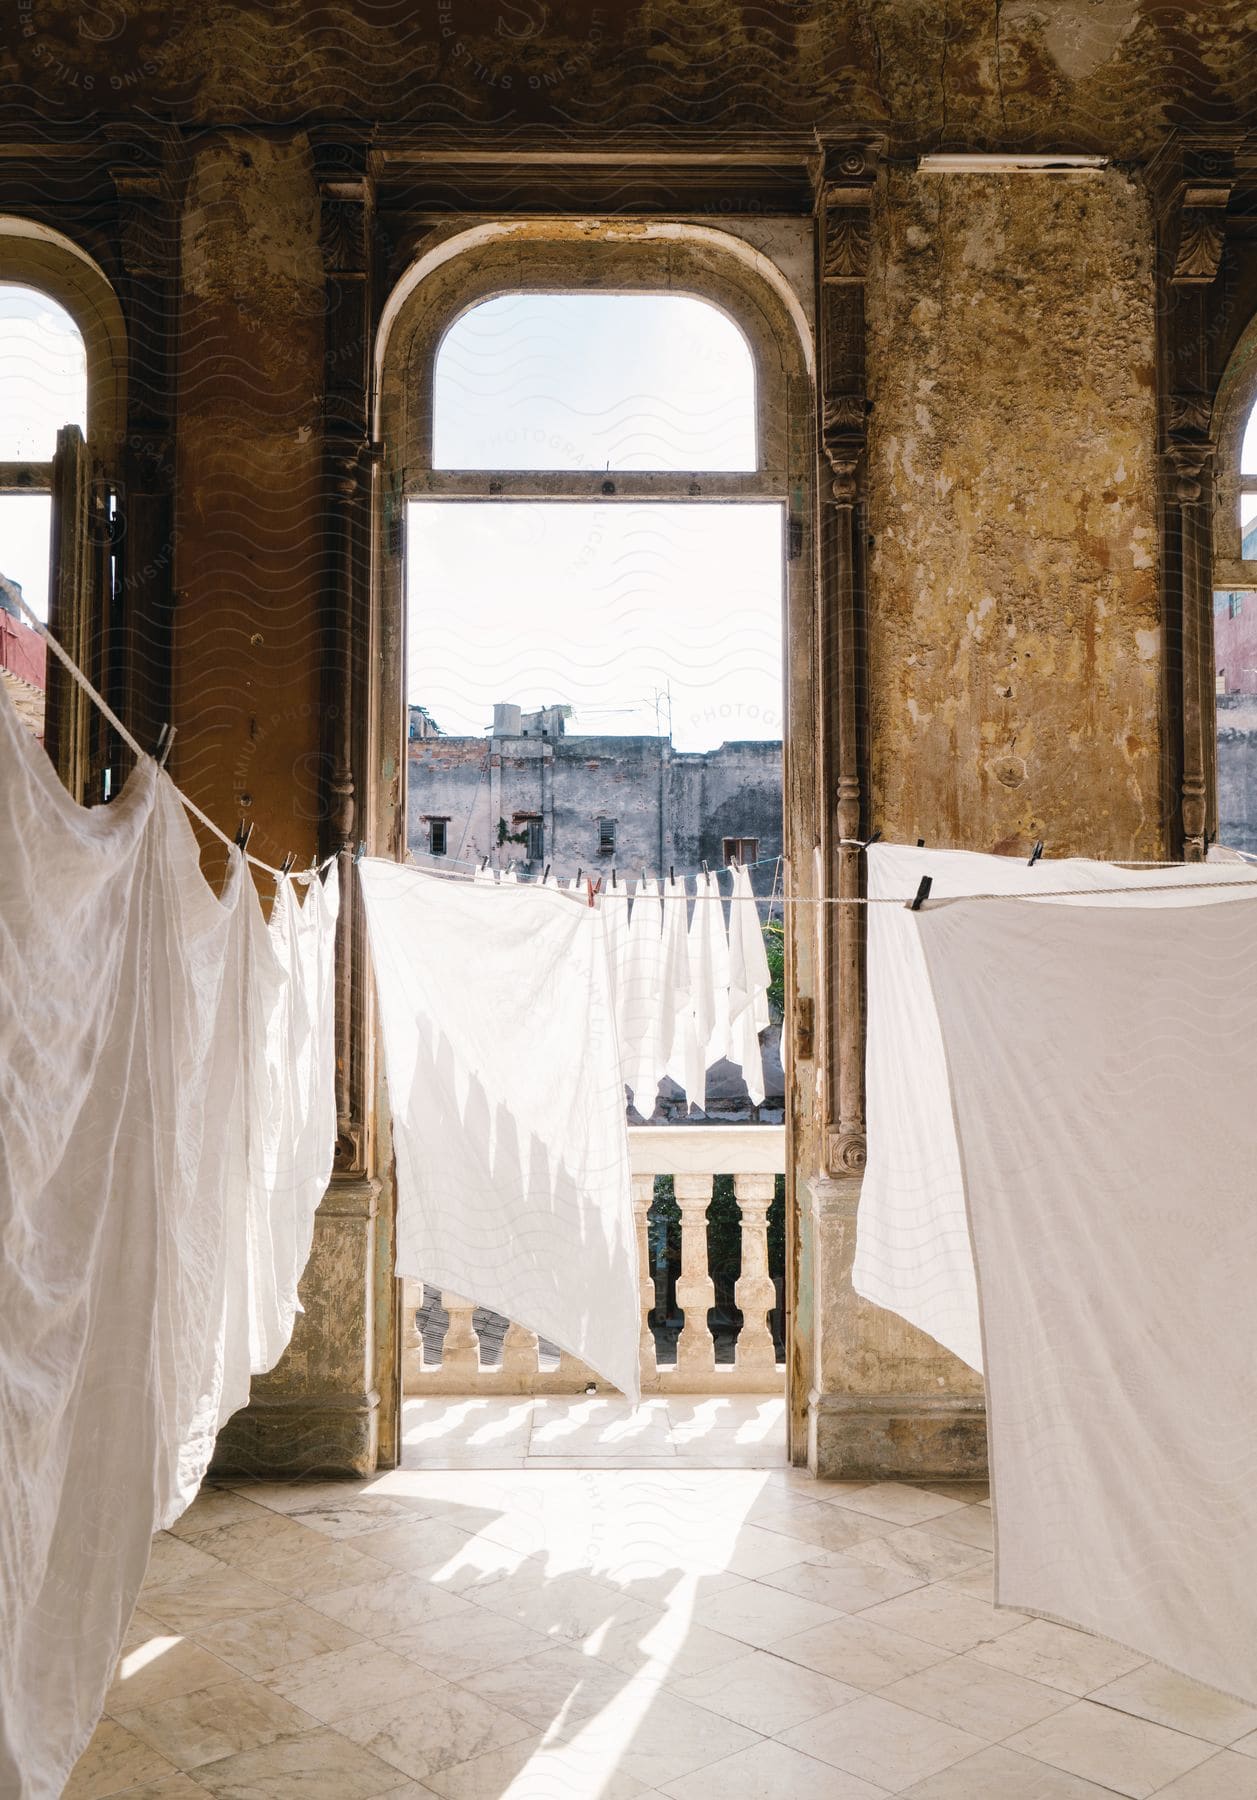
[543,863,551,882]
[1028,839,1044,866]
[154,722,177,768]
[586,876,602,908]
[279,852,296,878]
[506,859,516,875]
[481,855,489,870]
[909,875,932,912]
[860,830,882,851]
[669,865,676,884]
[234,819,253,852]
[701,860,709,877]
[353,841,366,865]
[611,868,618,887]
[917,838,925,848]
[575,867,583,885]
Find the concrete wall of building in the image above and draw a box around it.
[1215,592,1257,695]
[1217,695,1257,852]
[409,730,783,891]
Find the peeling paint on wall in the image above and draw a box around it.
[866,166,1163,860]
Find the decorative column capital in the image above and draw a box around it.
[1163,435,1214,505]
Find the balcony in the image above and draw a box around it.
[403,1123,787,1399]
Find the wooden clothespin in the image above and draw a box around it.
[234,819,254,853]
[279,852,296,878]
[909,875,932,912]
[154,722,177,768]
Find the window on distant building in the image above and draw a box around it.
[598,817,616,856]
[427,817,448,856]
[513,815,543,862]
[723,836,759,867]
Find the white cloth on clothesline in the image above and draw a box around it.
[915,890,1257,1702]
[724,862,772,1106]
[679,869,731,1113]
[0,683,337,1800]
[661,874,702,1114]
[358,858,640,1401]
[619,876,665,1115]
[857,842,1257,1370]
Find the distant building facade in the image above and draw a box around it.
[407,702,783,897]
[0,572,46,739]
[408,703,785,1117]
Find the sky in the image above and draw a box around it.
[412,292,783,753]
[0,285,87,619]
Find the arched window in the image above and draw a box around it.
[434,292,756,472]
[0,223,125,793]
[0,284,88,619]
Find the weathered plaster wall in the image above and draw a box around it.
[173,133,327,870]
[6,2,1255,147]
[867,166,1163,859]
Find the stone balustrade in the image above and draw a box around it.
[402,1124,786,1395]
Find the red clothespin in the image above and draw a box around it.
[586,875,603,908]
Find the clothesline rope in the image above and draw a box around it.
[24,591,1257,906]
[396,857,1257,905]
[12,592,334,884]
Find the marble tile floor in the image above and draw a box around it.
[69,1404,1257,1799]
[399,1395,790,1470]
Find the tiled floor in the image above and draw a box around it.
[69,1399,1257,1799]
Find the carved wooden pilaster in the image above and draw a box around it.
[1149,138,1234,859]
[315,144,377,1174]
[1165,435,1215,859]
[109,148,180,757]
[815,136,882,1175]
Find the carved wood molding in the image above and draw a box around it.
[315,148,377,1179]
[814,134,883,1177]
[1171,185,1233,286]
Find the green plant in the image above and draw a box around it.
[763,920,785,1022]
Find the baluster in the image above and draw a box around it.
[401,1277,424,1391]
[674,1173,717,1378]
[556,1348,599,1390]
[440,1292,481,1380]
[733,1174,779,1374]
[500,1318,540,1386]
[632,1173,657,1385]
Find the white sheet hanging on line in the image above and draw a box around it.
[619,876,665,1115]
[661,874,702,1113]
[915,892,1257,1702]
[857,842,1257,1370]
[674,867,730,1112]
[358,859,640,1401]
[725,863,772,1106]
[0,683,338,1800]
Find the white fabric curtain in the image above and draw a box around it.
[916,891,1257,1701]
[0,685,337,1799]
[858,843,1257,1369]
[359,859,640,1402]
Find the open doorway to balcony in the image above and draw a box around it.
[376,230,816,1469]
